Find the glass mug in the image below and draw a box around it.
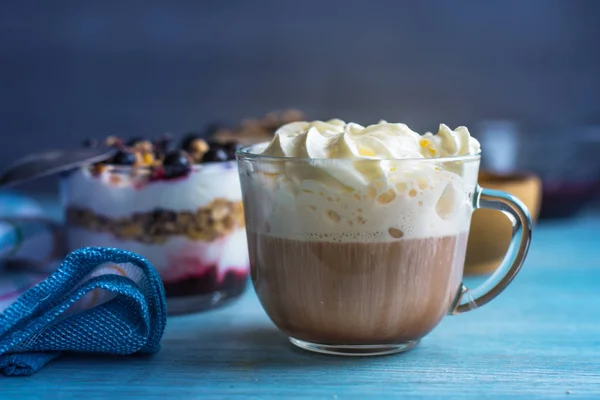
[237,145,532,356]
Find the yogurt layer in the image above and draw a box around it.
[62,161,241,218]
[67,227,249,282]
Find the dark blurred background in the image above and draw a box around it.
[1,0,600,215]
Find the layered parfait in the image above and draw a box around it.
[62,133,248,314]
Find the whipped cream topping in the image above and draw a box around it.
[261,119,480,160]
[242,119,481,242]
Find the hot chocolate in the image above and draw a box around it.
[237,119,490,354]
[250,233,467,344]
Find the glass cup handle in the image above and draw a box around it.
[451,186,533,314]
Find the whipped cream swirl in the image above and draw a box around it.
[261,119,480,160]
[246,120,481,242]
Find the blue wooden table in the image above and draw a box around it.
[3,208,600,399]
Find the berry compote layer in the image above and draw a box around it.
[62,134,249,314]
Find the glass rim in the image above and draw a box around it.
[236,142,482,164]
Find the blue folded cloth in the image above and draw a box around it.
[0,247,167,376]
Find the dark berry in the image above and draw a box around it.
[201,145,229,163]
[223,141,240,159]
[82,138,99,148]
[163,150,191,178]
[164,149,190,167]
[109,150,136,165]
[126,137,144,146]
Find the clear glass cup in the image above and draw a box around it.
[61,161,249,315]
[237,144,532,356]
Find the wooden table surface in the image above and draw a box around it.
[4,211,600,399]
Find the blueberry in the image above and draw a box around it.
[109,150,136,165]
[223,141,240,159]
[201,145,230,163]
[163,150,191,178]
[164,149,190,166]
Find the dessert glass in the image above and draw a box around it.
[61,160,249,314]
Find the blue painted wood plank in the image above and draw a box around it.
[2,210,600,399]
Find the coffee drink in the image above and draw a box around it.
[238,119,483,351]
[250,233,467,344]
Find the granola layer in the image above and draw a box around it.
[66,198,245,244]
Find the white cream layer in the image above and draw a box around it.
[62,162,242,218]
[67,228,249,282]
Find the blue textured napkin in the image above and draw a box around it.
[0,247,167,376]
